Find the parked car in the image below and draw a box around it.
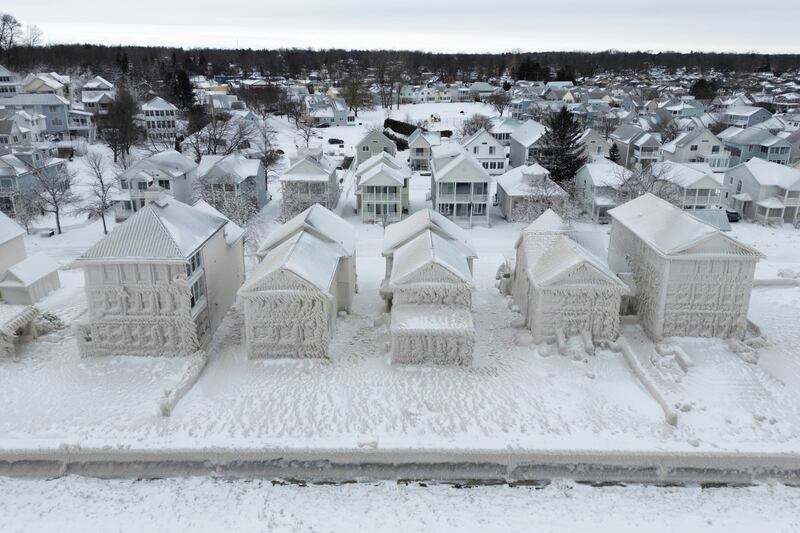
[328,138,344,145]
[725,208,741,222]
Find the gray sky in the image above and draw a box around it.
[5,0,799,53]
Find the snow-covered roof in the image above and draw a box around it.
[0,211,25,246]
[520,208,569,234]
[608,193,763,258]
[651,162,722,189]
[191,200,245,246]
[528,234,627,290]
[0,253,58,288]
[357,163,407,188]
[142,96,178,111]
[354,151,409,179]
[509,120,546,147]
[198,152,262,184]
[735,158,800,189]
[280,156,333,183]
[390,230,472,286]
[257,204,355,259]
[495,164,568,198]
[461,128,503,150]
[382,208,476,259]
[578,161,630,188]
[408,129,441,147]
[431,149,490,183]
[79,196,228,262]
[242,231,341,295]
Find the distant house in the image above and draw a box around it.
[609,124,661,169]
[650,161,725,210]
[660,128,730,171]
[0,253,61,305]
[407,129,441,171]
[495,163,569,222]
[355,153,411,224]
[718,126,791,166]
[21,73,68,98]
[608,193,763,340]
[487,117,522,146]
[354,130,397,166]
[578,128,611,160]
[510,209,628,343]
[430,144,491,227]
[113,150,198,221]
[387,228,475,366]
[0,150,68,218]
[509,120,546,168]
[303,95,354,127]
[469,82,495,101]
[462,127,506,176]
[575,161,630,223]
[0,65,20,96]
[75,195,245,356]
[279,150,339,219]
[725,158,800,224]
[718,106,772,129]
[379,208,476,308]
[140,97,179,143]
[81,91,115,116]
[245,205,356,359]
[0,93,94,142]
[197,151,267,215]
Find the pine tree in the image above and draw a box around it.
[172,70,194,110]
[608,142,620,163]
[538,106,588,186]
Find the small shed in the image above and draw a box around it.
[0,253,60,305]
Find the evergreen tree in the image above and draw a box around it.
[689,78,717,100]
[608,142,620,163]
[172,69,194,110]
[538,106,588,186]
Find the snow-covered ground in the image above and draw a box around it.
[1,476,797,533]
[2,103,800,477]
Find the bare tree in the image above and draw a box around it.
[459,113,491,139]
[195,174,260,227]
[184,113,256,162]
[7,189,42,234]
[22,24,42,47]
[29,164,78,234]
[488,91,512,117]
[342,78,373,117]
[78,149,116,234]
[98,87,140,163]
[295,122,316,147]
[0,13,22,59]
[597,114,620,140]
[613,162,681,205]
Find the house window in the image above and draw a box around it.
[157,179,171,190]
[186,251,202,278]
[736,181,742,194]
[473,146,479,154]
[712,145,720,154]
[361,146,369,152]
[488,146,496,155]
[190,276,206,309]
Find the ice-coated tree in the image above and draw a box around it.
[608,142,620,163]
[8,189,42,234]
[184,112,256,162]
[538,106,588,185]
[613,162,681,205]
[28,164,78,235]
[196,173,260,227]
[295,121,316,147]
[78,149,116,234]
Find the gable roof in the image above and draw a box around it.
[651,161,722,189]
[461,127,503,150]
[431,150,490,183]
[0,210,25,246]
[256,204,355,258]
[736,158,800,189]
[142,96,178,111]
[358,163,407,188]
[0,253,58,287]
[608,193,763,258]
[495,164,568,198]
[79,197,228,262]
[383,208,476,258]
[390,230,472,286]
[241,231,341,295]
[529,234,627,290]
[510,120,546,147]
[354,151,409,179]
[198,152,262,184]
[280,155,333,183]
[577,161,630,188]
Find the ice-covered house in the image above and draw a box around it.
[0,211,25,277]
[355,155,411,224]
[388,229,475,366]
[140,97,179,143]
[660,128,730,171]
[279,150,338,219]
[75,195,245,356]
[0,253,61,305]
[495,163,569,222]
[510,210,629,343]
[509,120,546,168]
[380,208,476,308]
[114,149,198,221]
[725,158,800,224]
[430,144,492,227]
[574,161,630,223]
[197,151,268,213]
[462,127,506,175]
[244,205,356,359]
[408,129,441,171]
[608,193,763,340]
[354,130,396,167]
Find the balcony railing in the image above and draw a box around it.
[362,193,401,202]
[438,193,488,203]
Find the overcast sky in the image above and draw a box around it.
[5,1,799,54]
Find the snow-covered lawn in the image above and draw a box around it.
[2,106,800,468]
[1,476,797,533]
